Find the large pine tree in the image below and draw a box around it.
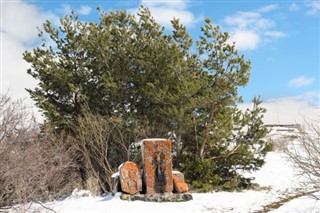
[24,7,271,190]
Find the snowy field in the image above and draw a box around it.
[10,128,320,213]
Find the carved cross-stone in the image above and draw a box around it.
[142,139,173,194]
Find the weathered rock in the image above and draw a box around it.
[172,171,188,193]
[119,161,142,194]
[111,172,120,195]
[142,139,173,194]
[120,192,193,202]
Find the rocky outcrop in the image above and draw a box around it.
[119,161,142,195]
[172,171,189,193]
[142,139,173,194]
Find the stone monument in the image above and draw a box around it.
[112,138,192,202]
[142,139,173,194]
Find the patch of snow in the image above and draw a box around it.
[111,172,119,178]
[271,192,320,213]
[69,188,93,199]
[191,191,279,212]
[118,163,124,170]
[244,152,300,191]
[142,138,168,141]
[47,191,278,213]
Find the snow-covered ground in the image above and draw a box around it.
[10,128,320,213]
[271,192,320,213]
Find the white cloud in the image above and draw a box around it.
[306,1,320,16]
[141,0,187,10]
[225,12,275,30]
[131,0,203,28]
[262,97,320,124]
[288,76,315,88]
[258,4,279,13]
[265,31,287,39]
[2,1,57,44]
[239,96,320,125]
[229,30,260,50]
[57,4,92,16]
[289,3,300,12]
[78,5,92,15]
[225,12,259,28]
[1,31,38,94]
[302,91,320,106]
[224,9,285,50]
[1,1,57,101]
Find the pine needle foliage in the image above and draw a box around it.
[24,7,271,190]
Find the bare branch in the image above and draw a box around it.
[0,94,80,210]
[283,119,320,194]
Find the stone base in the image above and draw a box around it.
[120,193,193,202]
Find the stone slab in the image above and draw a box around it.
[119,161,142,194]
[142,139,173,194]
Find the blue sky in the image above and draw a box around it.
[1,0,319,123]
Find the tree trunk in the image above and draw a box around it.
[199,107,216,160]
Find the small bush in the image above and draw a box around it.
[180,154,258,192]
[71,110,147,194]
[191,181,214,192]
[0,94,81,209]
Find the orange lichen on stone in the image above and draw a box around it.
[142,139,173,194]
[173,171,188,193]
[119,161,142,195]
